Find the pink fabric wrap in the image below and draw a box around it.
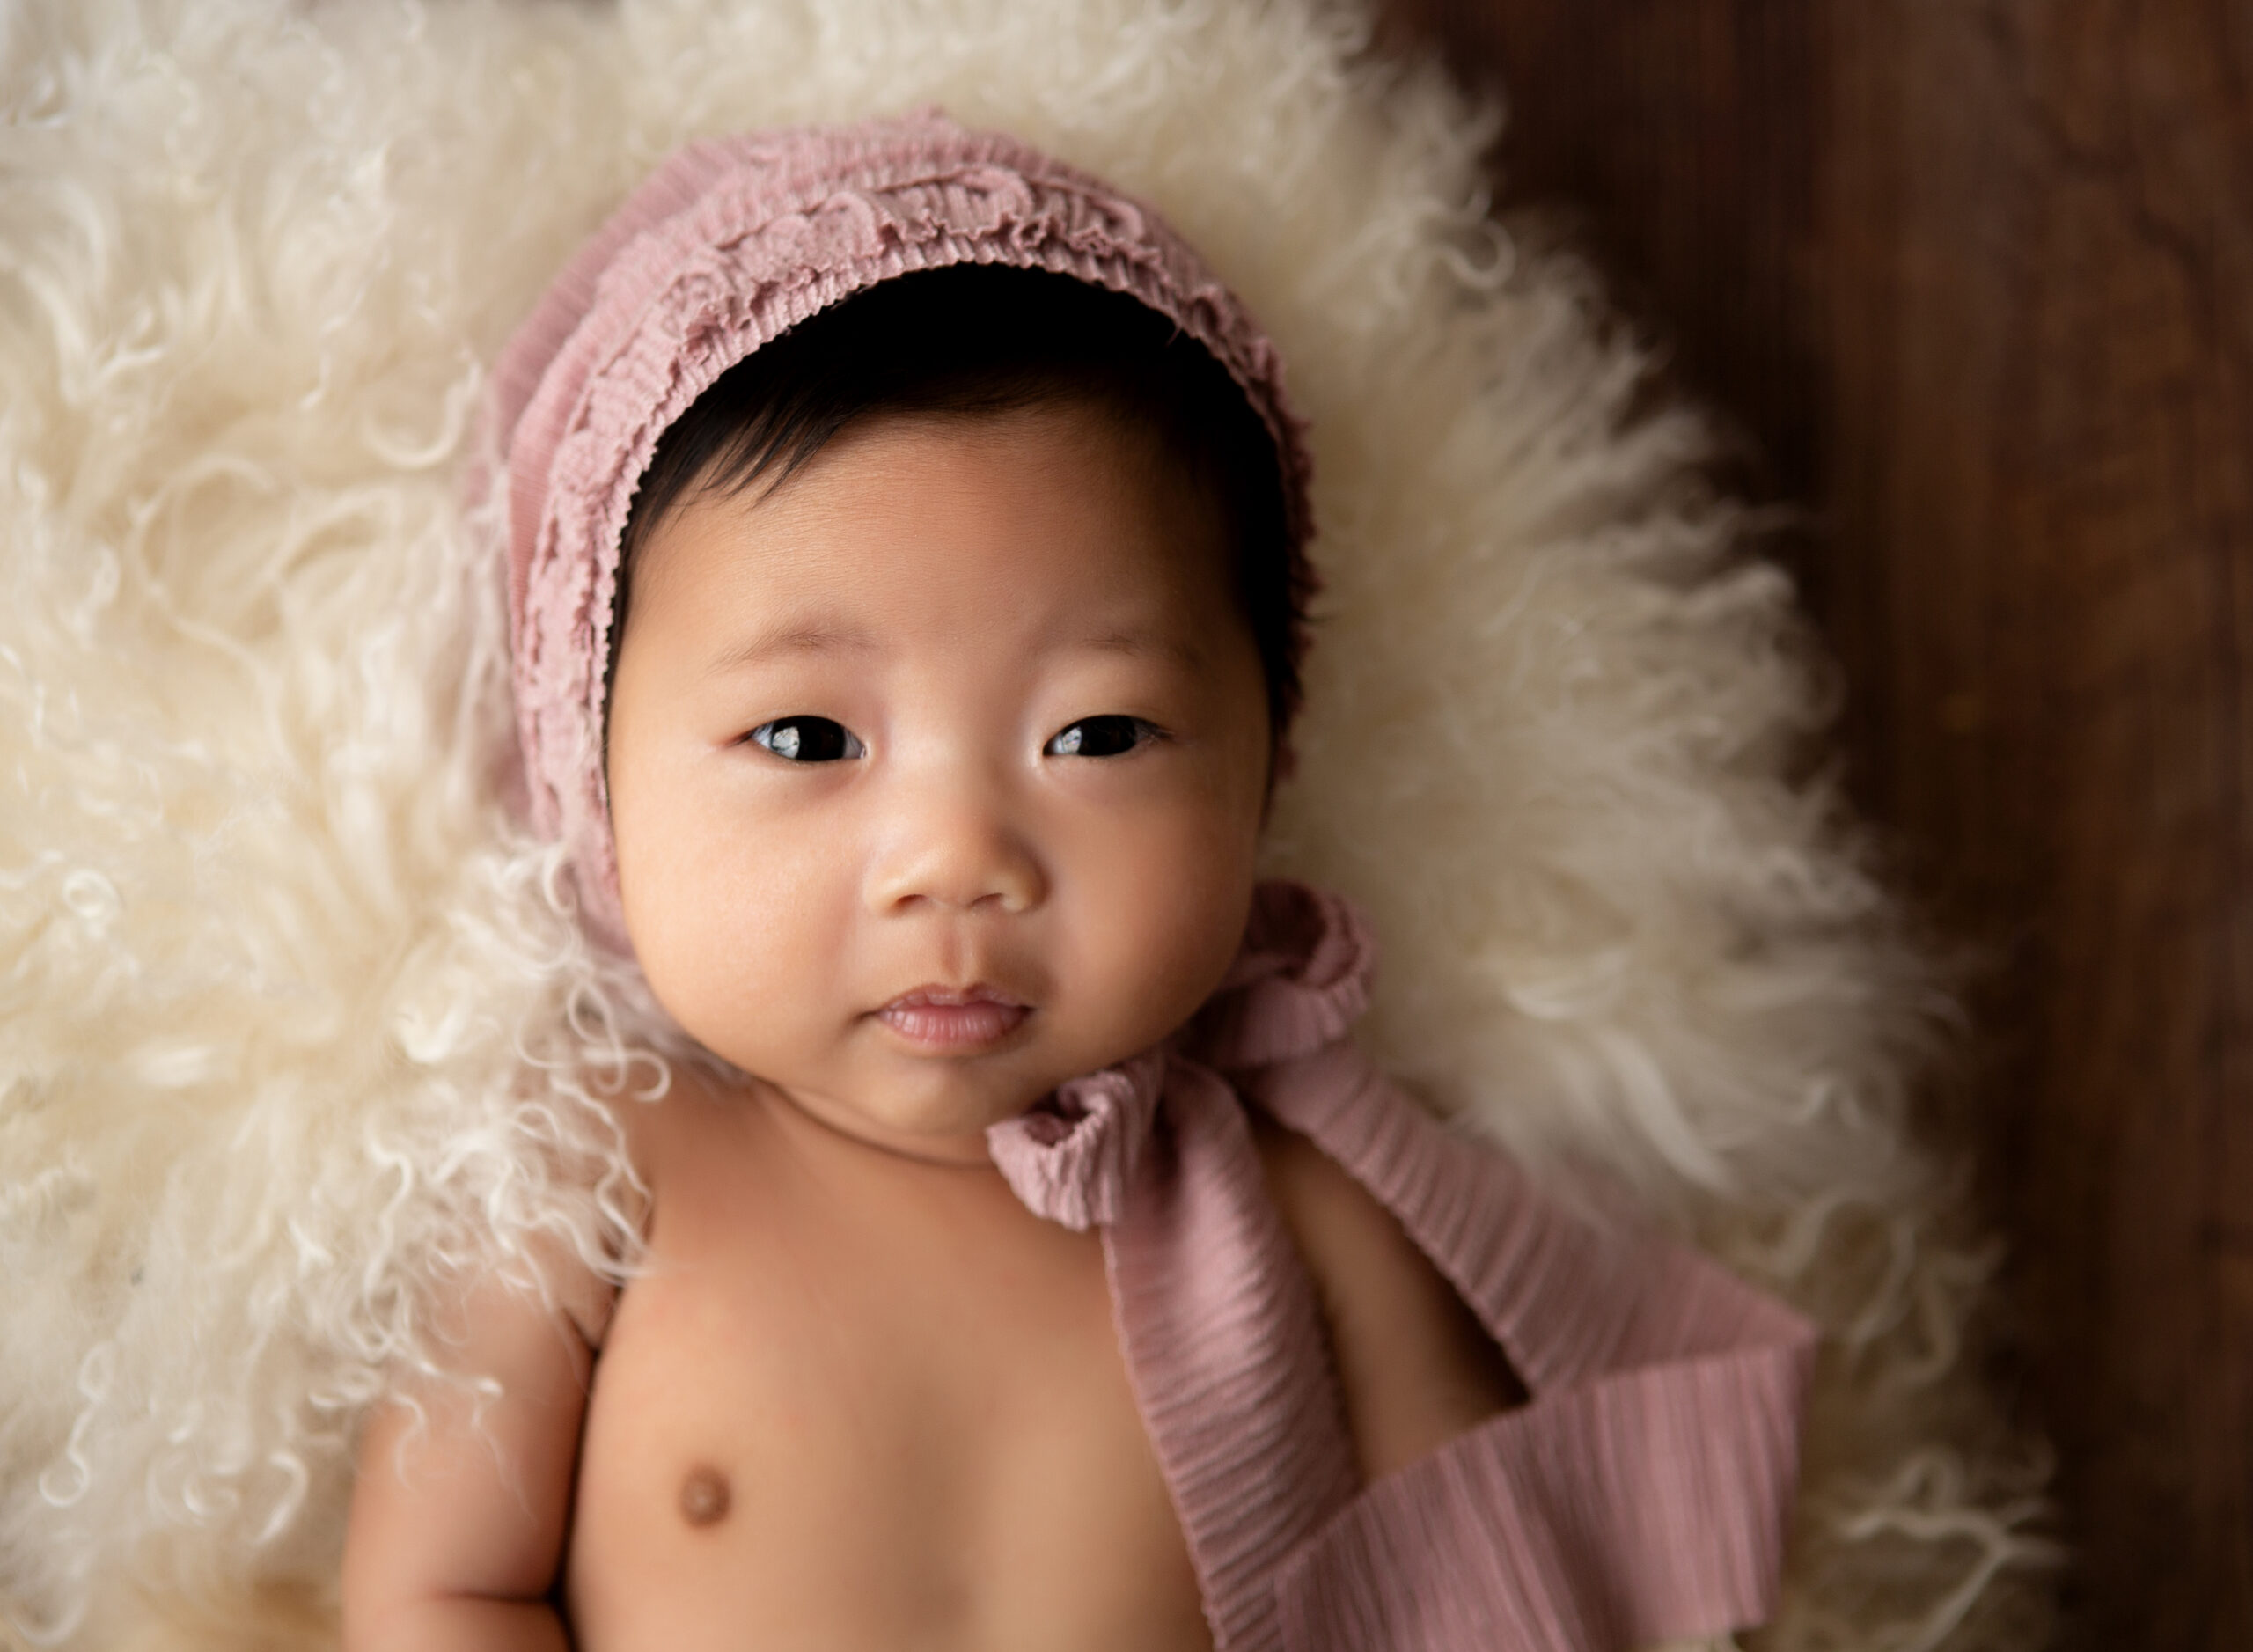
[988,882,1818,1652]
[484,112,1317,951]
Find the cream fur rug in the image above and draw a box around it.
[0,0,2056,1646]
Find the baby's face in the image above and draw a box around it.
[606,402,1273,1163]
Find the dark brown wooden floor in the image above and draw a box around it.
[1374,3,2253,1648]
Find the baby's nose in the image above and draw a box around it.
[863,788,1046,915]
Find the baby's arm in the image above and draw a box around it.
[341,1262,606,1652]
[1243,1041,1815,1648]
[1251,1109,1526,1482]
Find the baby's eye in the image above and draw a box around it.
[1045,716,1156,759]
[748,716,864,762]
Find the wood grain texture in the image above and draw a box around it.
[1373,2,2253,1648]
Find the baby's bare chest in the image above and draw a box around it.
[564,1093,1210,1652]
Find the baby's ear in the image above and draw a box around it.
[1262,735,1294,797]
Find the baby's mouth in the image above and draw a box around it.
[874,984,1031,1052]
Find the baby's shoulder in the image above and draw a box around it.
[559,1057,743,1347]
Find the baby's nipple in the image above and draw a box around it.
[679,1463,731,1528]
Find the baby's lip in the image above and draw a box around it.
[883,983,1030,1010]
[874,983,1031,1052]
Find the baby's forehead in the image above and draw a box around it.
[722,397,1225,534]
[630,400,1239,625]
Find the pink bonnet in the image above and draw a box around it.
[488,109,1315,954]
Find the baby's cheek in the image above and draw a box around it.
[1087,821,1256,1037]
[620,818,798,1046]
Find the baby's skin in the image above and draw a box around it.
[341,404,1516,1650]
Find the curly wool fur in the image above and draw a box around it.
[0,0,2054,1647]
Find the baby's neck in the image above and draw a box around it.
[742,1073,1003,1171]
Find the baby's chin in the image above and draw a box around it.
[757,1068,1064,1167]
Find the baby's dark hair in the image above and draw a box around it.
[606,263,1306,745]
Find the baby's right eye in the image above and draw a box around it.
[748,716,864,763]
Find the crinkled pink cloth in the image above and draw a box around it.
[486,111,1316,952]
[988,881,1816,1652]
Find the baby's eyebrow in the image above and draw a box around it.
[1075,628,1207,670]
[703,620,876,675]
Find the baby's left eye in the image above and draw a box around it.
[1046,716,1156,759]
[748,716,864,762]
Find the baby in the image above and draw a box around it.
[341,114,1815,1652]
